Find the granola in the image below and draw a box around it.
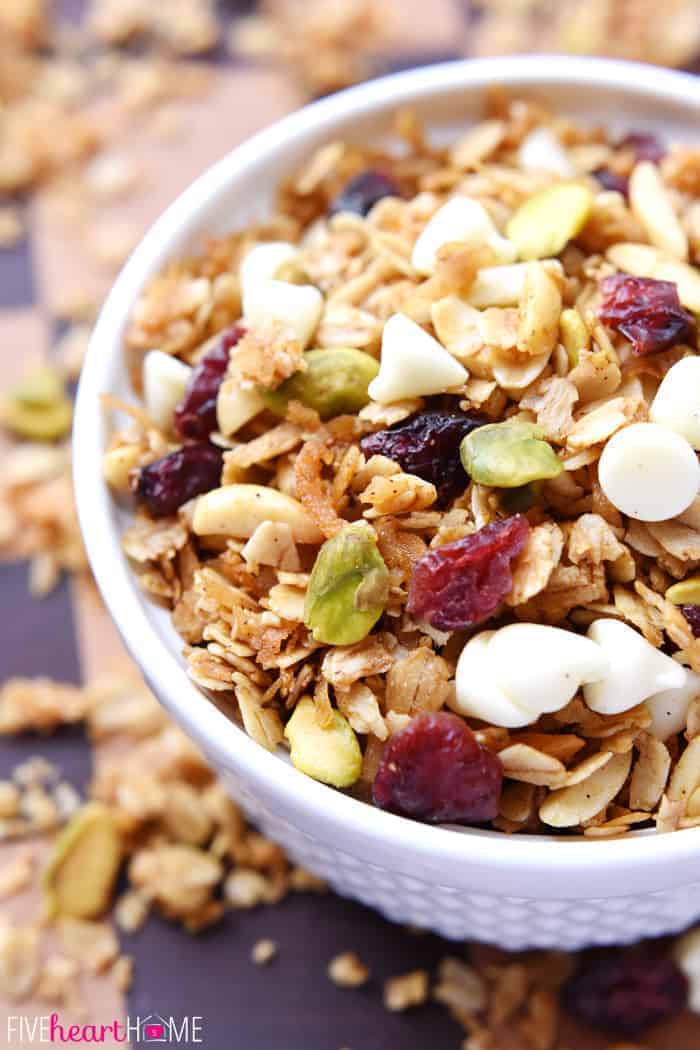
[105,99,700,838]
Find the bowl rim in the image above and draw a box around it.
[74,54,700,889]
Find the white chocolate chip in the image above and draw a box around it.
[629,161,688,261]
[244,280,322,349]
[598,422,700,522]
[453,624,608,729]
[489,623,609,714]
[650,357,700,450]
[517,126,575,177]
[583,618,686,715]
[367,313,467,404]
[411,196,516,276]
[240,242,298,315]
[646,667,700,740]
[143,350,191,432]
[452,631,533,728]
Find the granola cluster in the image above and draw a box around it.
[0,671,325,1015]
[108,95,700,838]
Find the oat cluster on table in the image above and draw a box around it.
[0,670,326,1017]
[105,95,700,839]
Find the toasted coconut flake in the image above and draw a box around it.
[321,635,395,691]
[520,375,578,442]
[122,514,188,563]
[384,646,452,716]
[294,437,345,538]
[507,521,564,606]
[224,422,303,470]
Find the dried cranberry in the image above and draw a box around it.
[593,168,629,197]
[682,605,700,638]
[563,953,687,1036]
[173,324,244,439]
[599,274,696,355]
[406,514,530,631]
[618,131,666,164]
[328,170,400,217]
[136,443,223,517]
[360,411,485,506]
[372,712,502,824]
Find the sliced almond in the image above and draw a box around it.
[193,484,324,544]
[497,743,567,787]
[561,750,613,787]
[629,734,671,810]
[516,262,562,357]
[539,751,632,827]
[629,161,688,260]
[498,781,536,823]
[667,737,700,803]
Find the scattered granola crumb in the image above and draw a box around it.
[383,969,430,1011]
[0,207,24,247]
[224,868,270,910]
[328,951,370,988]
[251,938,279,966]
[0,849,35,899]
[0,677,87,734]
[111,954,134,992]
[58,918,120,976]
[0,781,21,818]
[35,953,80,1006]
[114,889,150,934]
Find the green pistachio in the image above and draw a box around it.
[285,696,362,788]
[460,419,564,488]
[261,347,379,420]
[43,803,122,920]
[304,522,389,645]
[0,398,73,441]
[275,258,312,285]
[559,307,590,367]
[499,482,539,513]
[14,367,65,408]
[666,576,700,605]
[0,365,73,441]
[506,182,594,261]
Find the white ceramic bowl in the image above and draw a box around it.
[74,55,700,950]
